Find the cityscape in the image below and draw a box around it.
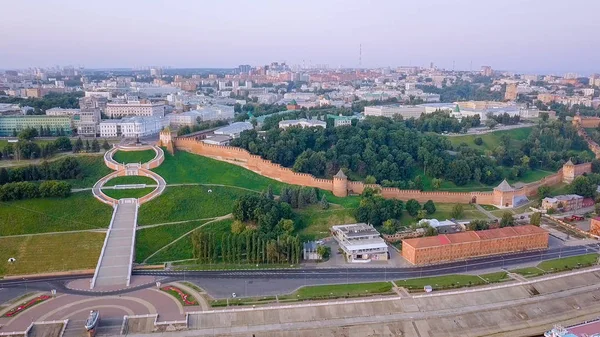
[1,1,600,337]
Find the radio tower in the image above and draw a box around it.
[359,44,362,68]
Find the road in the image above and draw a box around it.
[0,243,596,297]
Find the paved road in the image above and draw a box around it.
[0,244,597,297]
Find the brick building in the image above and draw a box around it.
[401,225,548,265]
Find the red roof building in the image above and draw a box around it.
[401,225,549,265]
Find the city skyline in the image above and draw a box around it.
[1,0,599,75]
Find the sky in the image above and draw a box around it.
[1,0,599,75]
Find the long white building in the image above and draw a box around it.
[167,110,203,127]
[279,118,326,129]
[105,100,166,118]
[363,105,426,119]
[195,104,235,121]
[99,116,168,138]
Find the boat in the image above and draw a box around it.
[84,310,100,331]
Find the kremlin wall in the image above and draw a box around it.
[159,117,600,208]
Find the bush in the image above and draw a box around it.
[473,137,483,146]
[0,180,71,201]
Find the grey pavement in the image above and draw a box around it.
[0,287,29,306]
[93,201,138,288]
[474,204,498,220]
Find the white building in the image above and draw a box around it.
[363,105,426,119]
[45,107,81,116]
[213,122,253,138]
[167,110,203,127]
[195,105,235,121]
[279,118,326,129]
[201,135,232,146]
[331,223,388,262]
[99,116,167,138]
[85,91,111,99]
[105,100,165,118]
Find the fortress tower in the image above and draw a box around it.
[159,128,175,154]
[562,159,575,183]
[332,169,348,197]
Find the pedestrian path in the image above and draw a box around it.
[91,201,138,289]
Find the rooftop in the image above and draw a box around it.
[494,179,515,192]
[332,223,379,237]
[214,122,253,135]
[403,225,547,249]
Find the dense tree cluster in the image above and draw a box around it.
[279,186,319,209]
[486,113,521,125]
[0,180,71,201]
[0,92,84,115]
[418,80,504,102]
[404,111,481,133]
[0,137,104,161]
[0,157,82,184]
[232,194,294,239]
[191,231,301,265]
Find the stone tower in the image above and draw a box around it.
[332,169,348,197]
[159,128,175,155]
[562,159,575,183]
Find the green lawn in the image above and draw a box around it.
[102,187,155,199]
[400,203,487,226]
[396,274,487,291]
[153,151,287,193]
[135,220,208,263]
[0,232,105,276]
[278,282,393,301]
[0,191,112,236]
[506,169,554,184]
[510,267,545,278]
[112,149,156,164]
[137,185,250,225]
[103,176,156,186]
[479,272,510,283]
[538,253,598,272]
[447,127,532,152]
[145,219,233,263]
[296,206,356,240]
[510,254,599,278]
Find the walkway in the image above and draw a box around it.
[92,201,138,288]
[90,144,168,290]
[474,204,498,220]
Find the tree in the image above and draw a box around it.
[382,219,398,234]
[547,207,556,215]
[266,185,274,200]
[18,127,38,141]
[102,139,111,151]
[431,178,442,190]
[473,137,483,146]
[53,137,72,151]
[91,139,100,152]
[278,219,295,234]
[316,245,331,260]
[569,176,596,198]
[417,209,427,220]
[320,194,329,210]
[424,226,437,237]
[231,220,245,234]
[423,200,436,214]
[467,219,489,231]
[0,168,8,184]
[595,203,600,215]
[537,186,551,201]
[405,199,421,216]
[450,204,464,219]
[73,138,83,153]
[530,212,542,226]
[364,175,377,184]
[84,139,91,152]
[500,212,515,227]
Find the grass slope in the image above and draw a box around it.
[102,187,155,199]
[103,176,156,186]
[0,232,105,276]
[137,185,250,225]
[447,127,532,152]
[0,191,112,236]
[136,220,208,263]
[146,219,233,263]
[112,149,156,164]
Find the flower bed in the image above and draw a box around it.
[2,295,51,317]
[160,286,198,306]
